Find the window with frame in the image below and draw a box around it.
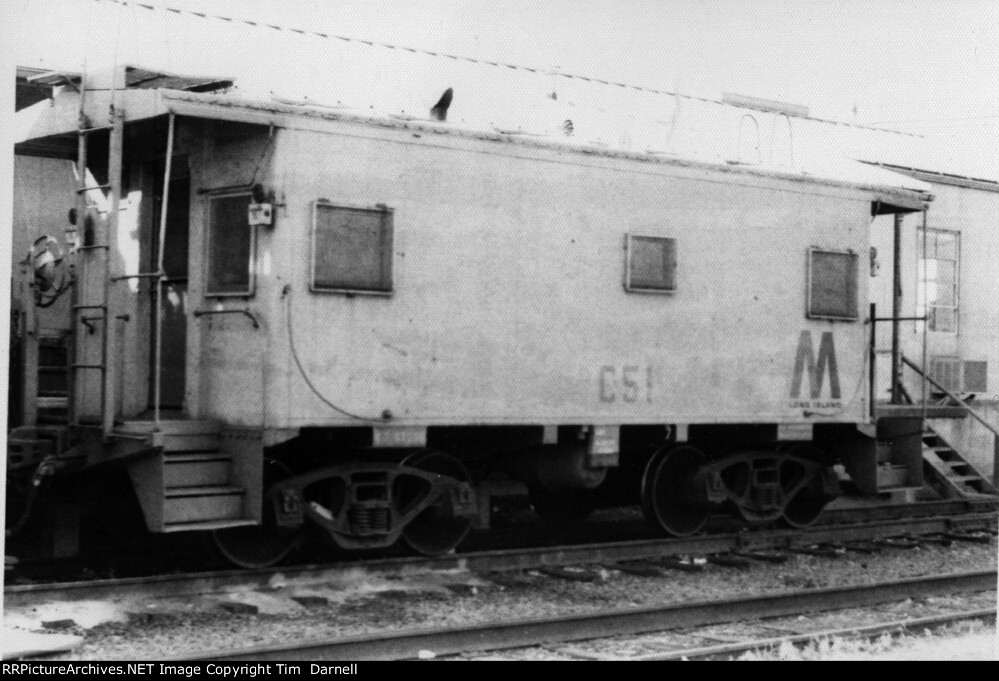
[312,202,394,294]
[625,235,677,293]
[205,193,255,297]
[807,249,859,320]
[917,228,959,333]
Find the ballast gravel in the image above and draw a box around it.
[11,536,997,660]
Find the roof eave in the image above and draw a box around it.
[15,88,933,212]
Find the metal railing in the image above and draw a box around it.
[902,355,999,487]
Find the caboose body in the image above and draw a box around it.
[130,99,888,428]
[16,71,978,566]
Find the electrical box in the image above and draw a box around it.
[248,203,273,227]
[869,246,880,277]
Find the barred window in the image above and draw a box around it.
[807,249,858,320]
[206,193,255,297]
[312,202,393,294]
[625,235,677,293]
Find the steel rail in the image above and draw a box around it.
[169,571,997,661]
[6,510,996,608]
[630,608,997,661]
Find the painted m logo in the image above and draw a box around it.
[791,331,841,399]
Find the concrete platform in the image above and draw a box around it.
[1,627,82,660]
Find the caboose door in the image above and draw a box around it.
[148,160,190,409]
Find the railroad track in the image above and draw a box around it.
[6,508,996,608]
[168,571,997,661]
[629,609,998,661]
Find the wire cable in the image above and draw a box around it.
[282,285,388,422]
[92,0,921,138]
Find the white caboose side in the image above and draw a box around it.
[33,88,929,432]
[17,74,969,566]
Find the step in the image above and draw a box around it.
[922,443,997,498]
[877,405,969,419]
[925,448,960,463]
[111,431,152,442]
[161,519,257,533]
[163,486,244,524]
[37,396,68,411]
[164,454,232,488]
[161,434,222,453]
[117,419,222,436]
[876,464,911,488]
[165,485,244,498]
[116,419,222,454]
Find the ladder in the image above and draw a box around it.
[69,66,175,437]
[68,71,123,439]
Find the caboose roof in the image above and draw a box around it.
[15,83,933,212]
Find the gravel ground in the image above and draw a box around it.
[520,591,997,660]
[734,617,998,661]
[6,536,996,660]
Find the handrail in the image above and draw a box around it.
[193,308,260,329]
[902,355,999,437]
[153,112,176,433]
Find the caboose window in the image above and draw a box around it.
[625,235,676,293]
[311,202,394,294]
[205,193,255,297]
[807,249,858,320]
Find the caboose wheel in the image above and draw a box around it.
[640,445,710,537]
[780,469,833,529]
[212,459,303,569]
[779,445,834,529]
[398,451,474,556]
[782,488,827,528]
[530,488,595,525]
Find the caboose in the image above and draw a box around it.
[11,66,987,567]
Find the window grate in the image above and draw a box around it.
[205,193,255,297]
[311,202,394,295]
[807,249,858,321]
[625,235,677,293]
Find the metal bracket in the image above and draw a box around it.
[80,315,103,334]
[75,184,111,194]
